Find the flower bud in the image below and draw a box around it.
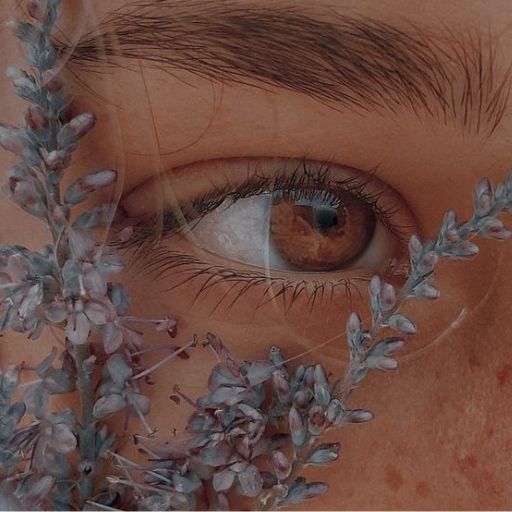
[53,205,70,225]
[43,149,72,170]
[495,183,507,200]
[268,345,286,367]
[303,482,329,500]
[308,443,341,465]
[292,364,305,383]
[0,124,24,156]
[421,251,439,271]
[408,234,423,259]
[454,240,479,258]
[6,177,46,216]
[369,275,381,297]
[346,312,361,335]
[3,365,20,394]
[13,75,38,93]
[304,366,315,388]
[6,66,24,80]
[25,105,48,131]
[488,227,512,240]
[59,113,96,146]
[64,169,117,204]
[345,408,374,423]
[313,364,330,407]
[289,406,306,447]
[388,314,417,334]
[271,450,291,480]
[286,482,329,504]
[26,0,45,21]
[414,282,440,299]
[445,229,461,243]
[442,209,457,230]
[4,21,18,33]
[272,371,290,403]
[292,389,309,409]
[117,226,134,243]
[367,356,398,371]
[130,393,151,415]
[308,405,326,435]
[212,468,235,492]
[93,393,126,419]
[381,283,396,307]
[46,300,67,323]
[326,399,343,424]
[42,69,64,92]
[475,177,493,216]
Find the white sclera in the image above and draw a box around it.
[190,194,395,273]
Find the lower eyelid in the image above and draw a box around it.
[124,246,373,313]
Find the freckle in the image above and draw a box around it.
[485,426,495,440]
[468,350,481,370]
[415,481,430,498]
[384,464,404,491]
[496,364,512,387]
[461,454,478,469]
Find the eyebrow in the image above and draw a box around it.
[62,0,511,137]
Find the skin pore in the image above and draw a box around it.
[1,0,512,508]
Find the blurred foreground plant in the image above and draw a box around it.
[1,1,512,510]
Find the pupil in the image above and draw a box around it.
[314,206,340,232]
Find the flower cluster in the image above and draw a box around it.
[1,1,512,511]
[0,1,184,508]
[106,168,512,510]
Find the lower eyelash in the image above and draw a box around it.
[121,248,370,315]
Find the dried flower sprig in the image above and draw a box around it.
[0,1,187,509]
[1,1,512,511]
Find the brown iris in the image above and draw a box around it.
[270,191,376,271]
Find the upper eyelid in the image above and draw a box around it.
[116,156,418,249]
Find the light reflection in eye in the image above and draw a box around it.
[116,157,418,309]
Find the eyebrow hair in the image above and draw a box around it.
[61,0,511,137]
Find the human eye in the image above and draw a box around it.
[115,156,418,317]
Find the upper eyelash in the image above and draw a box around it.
[120,158,412,253]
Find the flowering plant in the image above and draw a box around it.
[1,1,512,510]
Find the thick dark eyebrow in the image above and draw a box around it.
[62,0,511,137]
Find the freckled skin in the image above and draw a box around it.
[2,1,512,509]
[496,363,512,387]
[416,481,430,498]
[384,464,404,492]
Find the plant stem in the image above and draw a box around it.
[74,342,96,507]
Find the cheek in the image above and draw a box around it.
[118,232,503,372]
